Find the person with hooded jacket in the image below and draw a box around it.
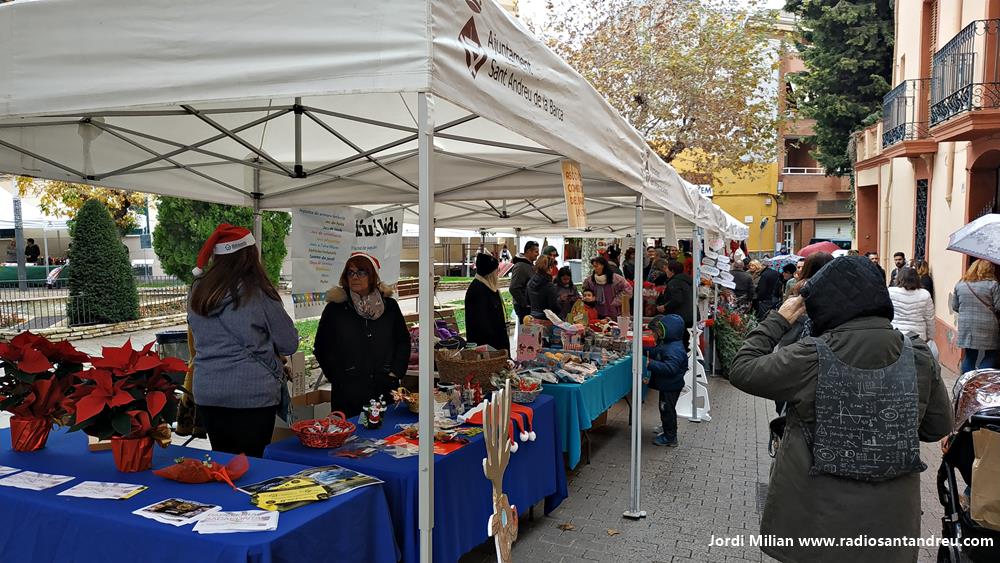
[729,256,952,563]
[527,256,559,319]
[646,314,688,447]
[509,241,539,322]
[464,253,509,352]
[314,253,410,418]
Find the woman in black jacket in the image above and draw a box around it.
[527,256,559,319]
[465,253,509,352]
[314,253,410,418]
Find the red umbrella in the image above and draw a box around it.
[797,241,840,257]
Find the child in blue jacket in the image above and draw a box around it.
[646,314,688,447]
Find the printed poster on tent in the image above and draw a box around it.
[291,206,402,319]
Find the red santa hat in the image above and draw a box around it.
[192,224,256,276]
[459,401,535,453]
[349,252,381,271]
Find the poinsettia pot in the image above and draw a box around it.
[9,416,51,452]
[111,436,153,472]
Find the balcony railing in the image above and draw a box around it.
[882,79,930,147]
[781,167,825,175]
[930,19,1000,126]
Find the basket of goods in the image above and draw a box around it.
[391,387,450,414]
[491,371,543,403]
[435,348,511,388]
[291,412,356,449]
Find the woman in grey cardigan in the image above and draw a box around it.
[950,259,1000,374]
[187,224,298,457]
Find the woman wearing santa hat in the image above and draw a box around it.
[187,224,299,457]
[313,253,410,418]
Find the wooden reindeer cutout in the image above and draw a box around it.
[483,379,518,562]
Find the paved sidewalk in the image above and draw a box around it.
[461,368,958,563]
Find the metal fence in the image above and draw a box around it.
[0,276,187,331]
[930,19,1000,126]
[882,78,929,147]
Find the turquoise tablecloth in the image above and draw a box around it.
[540,356,635,468]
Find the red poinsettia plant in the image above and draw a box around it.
[0,332,90,423]
[67,341,187,442]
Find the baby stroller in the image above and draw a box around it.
[937,369,1000,563]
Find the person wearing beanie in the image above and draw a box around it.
[646,314,687,447]
[187,224,299,457]
[313,253,410,418]
[464,252,510,352]
[729,256,951,563]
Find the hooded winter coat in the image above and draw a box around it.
[464,278,509,351]
[646,314,688,392]
[314,285,410,418]
[729,256,952,563]
[888,286,935,342]
[509,255,534,319]
[527,271,559,319]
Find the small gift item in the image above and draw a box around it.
[154,454,249,489]
[358,396,387,430]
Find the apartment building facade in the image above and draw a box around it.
[853,0,1000,372]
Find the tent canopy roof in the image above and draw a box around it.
[0,0,748,240]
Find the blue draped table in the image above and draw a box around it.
[264,394,567,563]
[0,428,398,563]
[540,356,634,469]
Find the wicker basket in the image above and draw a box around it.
[511,387,543,404]
[435,349,511,388]
[291,411,356,449]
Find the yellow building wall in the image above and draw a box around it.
[671,152,779,253]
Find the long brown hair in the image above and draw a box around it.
[792,251,835,295]
[190,246,279,316]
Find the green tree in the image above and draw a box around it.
[538,0,782,180]
[784,0,894,175]
[67,200,139,324]
[16,177,146,235]
[152,197,291,284]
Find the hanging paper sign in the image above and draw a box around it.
[705,249,719,260]
[715,254,731,265]
[716,261,731,272]
[561,160,587,229]
[701,256,716,267]
[701,265,720,277]
[291,206,402,319]
[717,279,736,290]
[719,271,734,282]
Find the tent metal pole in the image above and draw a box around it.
[689,227,702,423]
[624,195,647,520]
[181,105,293,176]
[294,97,303,178]
[416,92,435,563]
[252,165,263,259]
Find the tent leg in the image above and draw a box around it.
[624,196,647,520]
[252,165,263,258]
[417,92,436,563]
[689,227,702,423]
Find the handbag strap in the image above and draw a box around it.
[965,282,1000,317]
[214,306,286,384]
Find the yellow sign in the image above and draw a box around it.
[561,160,587,229]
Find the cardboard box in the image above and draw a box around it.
[272,389,332,443]
[287,352,308,397]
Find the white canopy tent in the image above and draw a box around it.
[0,0,746,558]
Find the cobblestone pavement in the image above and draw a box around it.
[461,368,959,563]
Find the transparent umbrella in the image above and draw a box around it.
[948,213,1000,265]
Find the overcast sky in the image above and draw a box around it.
[518,0,789,24]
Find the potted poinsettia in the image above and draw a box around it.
[67,341,186,472]
[0,332,89,451]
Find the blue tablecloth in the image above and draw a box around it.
[0,428,398,563]
[264,394,567,563]
[541,356,634,469]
